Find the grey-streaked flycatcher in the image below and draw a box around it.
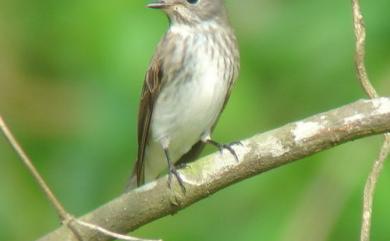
[127,0,240,192]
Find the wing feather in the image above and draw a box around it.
[134,56,163,186]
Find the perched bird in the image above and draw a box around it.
[127,0,240,192]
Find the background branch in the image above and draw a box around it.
[38,97,390,241]
[0,116,161,241]
[351,1,390,240]
[0,116,70,221]
[352,0,378,98]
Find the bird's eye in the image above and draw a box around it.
[186,0,199,4]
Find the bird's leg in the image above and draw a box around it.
[202,133,241,162]
[163,148,186,193]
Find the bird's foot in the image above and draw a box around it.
[164,147,186,193]
[206,139,242,162]
[167,164,186,194]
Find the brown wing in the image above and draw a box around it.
[133,56,163,186]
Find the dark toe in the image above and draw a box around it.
[168,167,186,194]
[222,144,239,162]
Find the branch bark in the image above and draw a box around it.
[38,97,390,241]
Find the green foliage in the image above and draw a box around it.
[0,0,389,240]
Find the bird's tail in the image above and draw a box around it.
[124,160,141,192]
[124,172,138,192]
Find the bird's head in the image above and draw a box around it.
[147,0,227,25]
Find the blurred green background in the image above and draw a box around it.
[1,0,390,240]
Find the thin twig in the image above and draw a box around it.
[360,136,390,241]
[0,115,158,241]
[352,0,378,98]
[0,116,70,221]
[351,1,390,241]
[74,220,161,241]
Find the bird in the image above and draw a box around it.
[126,0,240,192]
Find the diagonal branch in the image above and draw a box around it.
[0,116,71,221]
[38,97,390,241]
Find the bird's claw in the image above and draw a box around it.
[168,166,186,194]
[207,140,241,162]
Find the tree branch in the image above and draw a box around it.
[37,97,390,241]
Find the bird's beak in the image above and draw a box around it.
[146,0,170,9]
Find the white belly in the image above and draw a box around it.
[143,52,228,181]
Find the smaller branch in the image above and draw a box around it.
[0,115,159,241]
[74,220,161,241]
[360,135,390,241]
[0,116,70,221]
[352,0,378,98]
[352,1,390,241]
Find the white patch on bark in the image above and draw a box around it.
[293,121,322,142]
[257,136,289,157]
[372,97,390,115]
[344,113,364,124]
